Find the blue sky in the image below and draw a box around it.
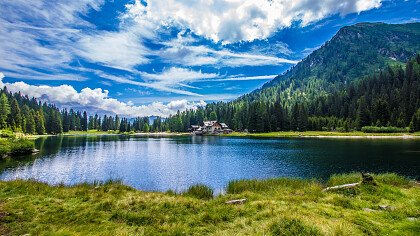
[0,0,419,117]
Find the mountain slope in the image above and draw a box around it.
[264,22,420,90]
[235,22,420,107]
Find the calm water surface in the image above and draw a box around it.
[0,135,419,193]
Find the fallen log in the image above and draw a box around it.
[226,199,247,205]
[323,173,377,191]
[323,182,360,192]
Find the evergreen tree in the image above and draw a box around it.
[82,111,88,131]
[0,93,10,129]
[409,108,420,132]
[356,96,371,129]
[9,97,22,131]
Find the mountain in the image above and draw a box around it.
[165,22,420,133]
[241,22,420,104]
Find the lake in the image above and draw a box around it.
[1,135,419,193]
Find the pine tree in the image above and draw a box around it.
[82,111,88,131]
[9,97,22,131]
[356,96,371,130]
[35,110,46,135]
[0,93,11,129]
[26,111,36,134]
[409,109,420,132]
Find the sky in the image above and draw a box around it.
[0,0,419,117]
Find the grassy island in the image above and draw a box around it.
[0,173,419,235]
[0,131,35,158]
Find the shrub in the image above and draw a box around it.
[183,184,213,200]
[361,126,408,133]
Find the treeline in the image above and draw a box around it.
[165,55,420,133]
[0,88,167,134]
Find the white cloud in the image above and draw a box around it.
[0,78,206,117]
[127,0,382,43]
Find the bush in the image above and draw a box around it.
[183,184,213,200]
[361,126,408,133]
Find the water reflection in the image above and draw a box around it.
[0,135,419,193]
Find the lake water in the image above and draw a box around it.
[0,135,419,193]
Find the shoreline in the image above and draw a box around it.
[222,131,420,139]
[25,131,420,139]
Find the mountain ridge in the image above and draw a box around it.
[260,22,420,92]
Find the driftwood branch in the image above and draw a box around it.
[226,199,247,205]
[323,183,359,191]
[323,173,376,192]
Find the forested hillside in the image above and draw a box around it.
[0,88,167,135]
[165,23,420,133]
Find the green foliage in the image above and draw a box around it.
[183,184,214,200]
[409,108,420,132]
[361,126,408,133]
[0,92,11,129]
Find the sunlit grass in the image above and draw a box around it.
[0,173,419,235]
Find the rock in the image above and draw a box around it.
[362,173,377,185]
[226,199,247,205]
[379,205,395,211]
[363,208,376,212]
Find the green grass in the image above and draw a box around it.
[183,184,214,200]
[0,173,419,235]
[224,131,420,138]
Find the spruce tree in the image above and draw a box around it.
[0,93,11,129]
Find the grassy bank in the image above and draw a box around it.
[224,131,420,138]
[0,130,36,158]
[0,173,419,235]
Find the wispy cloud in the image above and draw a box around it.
[159,33,298,67]
[213,75,277,81]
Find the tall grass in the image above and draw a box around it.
[226,178,318,194]
[183,184,214,200]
